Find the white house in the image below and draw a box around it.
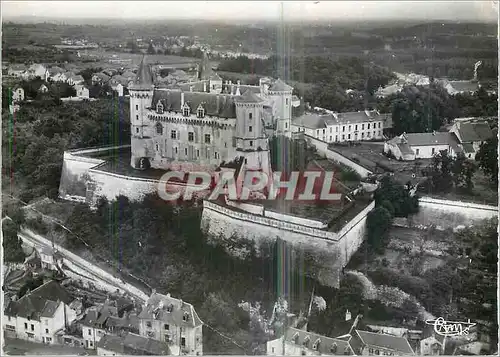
[3,281,78,345]
[38,246,63,271]
[12,86,25,102]
[292,110,388,143]
[75,84,90,99]
[48,66,65,81]
[67,74,85,86]
[81,303,119,349]
[8,64,28,78]
[137,292,203,356]
[384,132,462,161]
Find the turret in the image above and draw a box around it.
[130,56,155,170]
[267,79,293,137]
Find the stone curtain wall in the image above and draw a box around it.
[201,200,375,288]
[304,135,373,178]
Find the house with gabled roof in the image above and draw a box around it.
[11,86,25,102]
[80,302,119,349]
[356,329,415,355]
[449,121,493,158]
[137,291,203,356]
[3,280,79,345]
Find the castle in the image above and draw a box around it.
[129,54,294,174]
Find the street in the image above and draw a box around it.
[3,337,94,356]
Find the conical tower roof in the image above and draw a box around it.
[235,89,264,104]
[132,55,154,88]
[269,79,293,92]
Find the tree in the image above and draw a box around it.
[2,219,25,263]
[366,207,393,252]
[374,176,419,217]
[147,42,156,55]
[476,132,498,186]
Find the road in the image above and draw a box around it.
[3,337,92,356]
[17,228,149,303]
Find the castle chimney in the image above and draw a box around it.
[235,80,241,96]
[180,92,184,107]
[203,81,207,92]
[189,85,193,92]
[216,95,220,113]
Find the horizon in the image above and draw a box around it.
[2,1,498,22]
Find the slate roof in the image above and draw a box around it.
[226,84,260,96]
[448,80,480,93]
[269,79,293,92]
[4,281,73,320]
[93,72,111,82]
[69,74,84,82]
[81,303,119,329]
[97,332,170,355]
[131,56,154,88]
[151,90,237,118]
[455,122,492,143]
[292,113,330,129]
[403,132,455,146]
[234,89,265,103]
[137,292,203,328]
[285,327,356,355]
[335,110,386,124]
[356,330,414,354]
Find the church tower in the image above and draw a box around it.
[130,56,155,170]
[234,90,272,175]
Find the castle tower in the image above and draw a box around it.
[268,79,293,137]
[129,56,155,170]
[234,90,272,175]
[198,51,212,80]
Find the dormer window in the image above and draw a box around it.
[166,304,173,313]
[182,104,190,116]
[312,339,320,351]
[156,122,163,135]
[292,333,299,344]
[183,312,189,322]
[330,343,338,354]
[303,336,310,347]
[197,105,205,118]
[157,101,164,114]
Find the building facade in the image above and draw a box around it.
[383,132,462,161]
[129,55,292,173]
[291,110,387,143]
[137,292,203,356]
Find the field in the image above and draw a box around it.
[80,49,201,67]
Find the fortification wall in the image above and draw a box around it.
[201,200,374,288]
[409,196,498,229]
[305,135,373,178]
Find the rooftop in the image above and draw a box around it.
[454,122,493,143]
[356,330,414,354]
[97,332,170,355]
[285,327,355,355]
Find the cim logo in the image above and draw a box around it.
[157,168,343,203]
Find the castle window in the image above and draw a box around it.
[171,130,177,139]
[197,150,200,157]
[373,131,376,137]
[330,127,332,133]
[331,343,338,354]
[348,134,351,140]
[157,102,164,114]
[136,115,139,120]
[214,152,218,159]
[342,134,345,140]
[303,336,310,347]
[204,134,211,144]
[136,105,138,110]
[367,123,371,129]
[166,304,173,313]
[156,123,163,135]
[285,122,288,129]
[183,105,190,116]
[136,128,139,134]
[323,129,325,134]
[181,337,186,347]
[348,125,351,131]
[249,113,253,120]
[197,106,205,118]
[378,122,381,128]
[286,98,288,105]
[367,132,371,138]
[355,125,358,131]
[249,126,253,132]
[164,334,170,342]
[375,349,380,355]
[224,142,227,148]
[188,132,194,142]
[164,324,169,330]
[249,140,253,147]
[362,133,364,138]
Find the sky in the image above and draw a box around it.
[2,1,498,22]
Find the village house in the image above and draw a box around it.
[27,64,49,81]
[11,86,25,102]
[3,281,79,345]
[52,71,68,83]
[449,120,493,158]
[75,84,90,99]
[356,330,415,355]
[38,84,49,94]
[8,64,28,78]
[81,302,119,349]
[292,110,389,143]
[67,74,85,86]
[38,246,63,271]
[440,80,480,96]
[420,333,446,355]
[267,326,358,356]
[383,131,462,161]
[97,331,170,356]
[92,72,111,85]
[137,292,203,356]
[48,66,65,81]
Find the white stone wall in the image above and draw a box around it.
[201,200,375,288]
[412,144,451,159]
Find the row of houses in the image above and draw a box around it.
[7,63,85,86]
[3,244,203,356]
[383,119,494,161]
